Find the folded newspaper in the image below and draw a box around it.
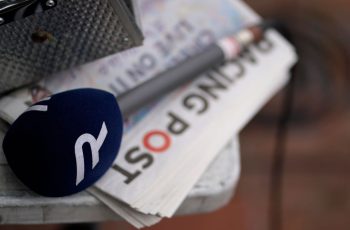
[0,0,297,228]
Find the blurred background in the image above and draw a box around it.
[1,0,349,229]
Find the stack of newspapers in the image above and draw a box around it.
[0,0,297,228]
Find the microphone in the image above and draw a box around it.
[2,89,123,197]
[2,23,269,197]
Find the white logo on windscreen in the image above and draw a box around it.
[25,97,51,113]
[74,122,108,186]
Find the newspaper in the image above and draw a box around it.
[93,30,296,220]
[89,1,297,226]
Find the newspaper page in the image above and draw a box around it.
[94,28,297,219]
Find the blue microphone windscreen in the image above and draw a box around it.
[3,89,123,197]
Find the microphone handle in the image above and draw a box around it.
[117,44,225,117]
[116,23,268,117]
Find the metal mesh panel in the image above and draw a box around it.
[0,0,143,93]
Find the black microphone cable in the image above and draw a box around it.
[267,20,297,230]
[269,69,296,230]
